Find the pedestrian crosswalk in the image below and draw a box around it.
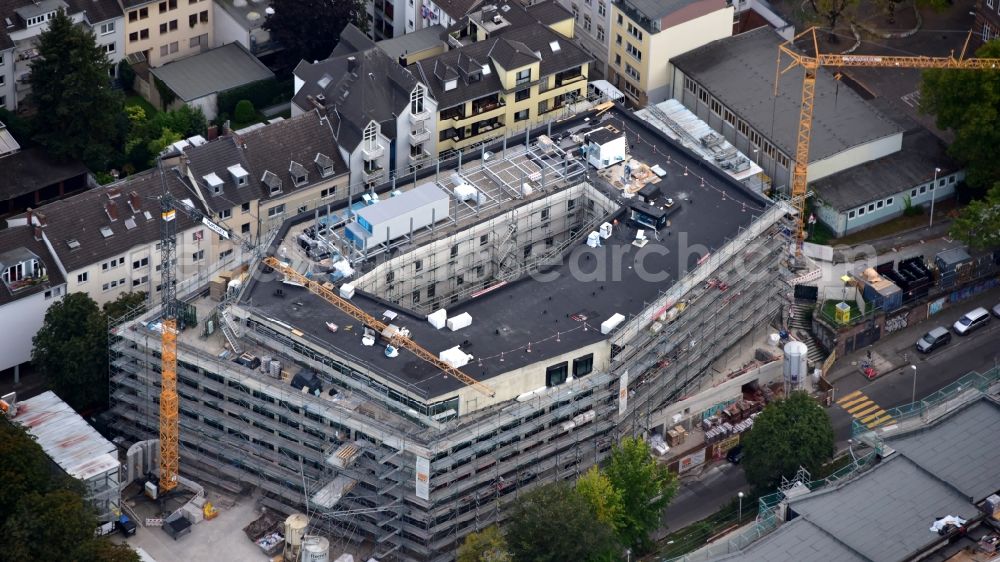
[836,391,895,429]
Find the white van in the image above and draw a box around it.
[953,307,991,335]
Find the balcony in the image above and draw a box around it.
[362,142,385,161]
[410,127,431,144]
[409,147,432,166]
[554,69,586,89]
[363,165,385,183]
[471,95,503,114]
[411,106,431,123]
[440,106,466,121]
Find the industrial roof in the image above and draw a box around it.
[355,183,448,226]
[14,391,120,481]
[717,518,865,562]
[244,107,769,398]
[150,42,274,102]
[813,129,959,211]
[376,24,447,62]
[671,28,902,164]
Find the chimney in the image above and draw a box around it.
[26,207,32,227]
[348,56,358,74]
[223,120,232,137]
[33,226,42,241]
[34,210,47,226]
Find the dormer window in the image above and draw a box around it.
[203,172,224,195]
[410,85,425,114]
[315,153,335,178]
[289,161,308,187]
[262,170,282,195]
[227,164,249,187]
[0,249,45,292]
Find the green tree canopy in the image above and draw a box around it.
[505,481,619,562]
[31,293,109,412]
[457,525,511,562]
[949,181,1000,249]
[29,9,126,170]
[921,40,1000,191]
[264,0,368,68]
[103,291,148,322]
[605,436,678,552]
[742,391,835,492]
[0,418,53,530]
[576,466,625,534]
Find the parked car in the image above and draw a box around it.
[953,307,991,335]
[727,445,744,464]
[916,327,951,353]
[992,302,1000,319]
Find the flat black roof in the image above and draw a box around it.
[244,106,770,399]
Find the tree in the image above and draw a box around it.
[29,9,127,170]
[457,525,511,562]
[605,437,678,553]
[808,0,857,41]
[147,128,183,161]
[0,419,53,531]
[949,181,1000,249]
[505,482,619,562]
[264,0,368,68]
[103,291,148,321]
[742,391,835,492]
[921,40,1000,191]
[234,99,257,124]
[31,293,109,412]
[576,467,625,533]
[153,104,207,138]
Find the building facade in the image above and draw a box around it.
[556,0,612,79]
[973,0,1000,46]
[211,0,279,57]
[607,0,733,107]
[121,0,212,68]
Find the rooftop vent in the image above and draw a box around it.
[66,239,80,250]
[347,56,358,74]
[493,14,502,24]
[316,93,327,104]
[100,226,113,238]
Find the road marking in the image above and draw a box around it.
[852,403,881,418]
[837,391,896,429]
[859,409,887,424]
[837,390,863,403]
[841,396,872,411]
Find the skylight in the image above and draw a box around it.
[550,41,561,53]
[124,217,137,230]
[100,226,113,238]
[66,239,80,250]
[482,65,491,75]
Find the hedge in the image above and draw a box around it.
[217,78,293,120]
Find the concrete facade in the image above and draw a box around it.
[123,0,212,67]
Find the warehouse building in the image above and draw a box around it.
[108,108,794,560]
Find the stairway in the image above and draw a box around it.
[219,307,243,355]
[789,300,826,366]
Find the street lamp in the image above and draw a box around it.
[929,167,941,228]
[738,491,744,523]
[910,364,918,405]
[626,548,632,562]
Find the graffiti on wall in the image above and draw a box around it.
[884,313,909,335]
[928,297,946,316]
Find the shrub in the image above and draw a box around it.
[234,99,256,124]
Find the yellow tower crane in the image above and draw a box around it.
[263,256,496,398]
[777,27,1000,254]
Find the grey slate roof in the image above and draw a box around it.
[715,518,866,562]
[294,25,421,151]
[37,169,200,273]
[813,129,958,211]
[619,0,704,20]
[150,42,274,102]
[433,0,481,20]
[66,0,122,24]
[182,136,259,213]
[238,110,348,202]
[526,0,572,25]
[884,398,1000,502]
[671,27,902,163]
[0,147,89,202]
[0,226,65,306]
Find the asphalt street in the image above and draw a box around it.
[658,462,749,535]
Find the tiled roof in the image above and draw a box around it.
[182,136,259,213]
[66,0,121,24]
[37,168,201,273]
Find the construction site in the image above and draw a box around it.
[107,107,796,561]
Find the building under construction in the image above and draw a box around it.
[108,109,795,560]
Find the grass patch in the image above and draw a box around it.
[124,94,158,116]
[820,299,862,323]
[653,492,761,560]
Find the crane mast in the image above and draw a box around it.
[776,27,1000,255]
[158,198,180,493]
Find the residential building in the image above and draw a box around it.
[292,25,437,190]
[370,0,465,40]
[107,106,792,560]
[670,28,903,195]
[211,0,279,57]
[144,41,273,118]
[555,0,612,79]
[0,0,124,111]
[0,122,90,221]
[973,0,1000,47]
[607,0,733,107]
[0,223,65,378]
[409,1,589,157]
[812,129,963,237]
[121,0,212,68]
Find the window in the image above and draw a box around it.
[450,244,459,258]
[414,259,423,271]
[614,54,621,67]
[456,274,464,285]
[938,178,946,187]
[241,201,251,213]
[133,257,149,269]
[540,208,550,220]
[514,109,529,122]
[626,22,643,40]
[241,223,250,234]
[220,208,231,219]
[0,76,4,86]
[867,203,874,212]
[480,234,489,246]
[858,206,865,216]
[567,199,575,210]
[0,54,4,66]
[515,68,531,85]
[267,204,285,217]
[363,121,379,152]
[160,45,168,57]
[385,271,395,284]
[546,362,568,386]
[523,243,532,257]
[617,13,623,25]
[140,7,148,18]
[616,34,622,45]
[572,354,594,377]
[426,283,436,298]
[189,13,197,26]
[44,287,62,299]
[159,1,167,12]
[77,272,88,284]
[597,25,604,41]
[160,22,167,33]
[104,43,116,54]
[132,275,149,287]
[848,210,856,220]
[598,0,606,15]
[949,175,956,184]
[219,249,233,261]
[910,188,917,197]
[571,3,578,19]
[129,32,138,42]
[200,10,208,22]
[919,185,927,194]
[189,35,201,48]
[410,84,425,114]
[625,63,640,81]
[100,22,115,34]
[626,42,641,60]
[876,200,883,209]
[989,0,994,8]
[412,290,421,304]
[140,29,149,40]
[515,88,530,102]
[192,249,204,262]
[583,14,591,32]
[129,10,138,21]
